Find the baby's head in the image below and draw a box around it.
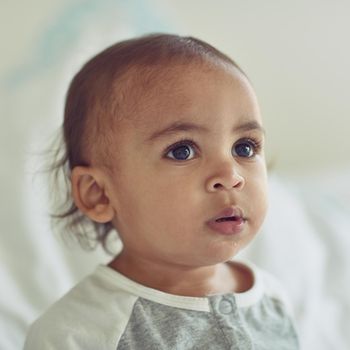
[50,33,268,265]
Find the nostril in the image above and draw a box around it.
[207,174,245,192]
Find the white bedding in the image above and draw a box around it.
[1,169,349,349]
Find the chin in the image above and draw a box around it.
[194,246,242,267]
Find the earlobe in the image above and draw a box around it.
[71,166,115,223]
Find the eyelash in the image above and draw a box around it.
[164,138,198,157]
[163,136,263,161]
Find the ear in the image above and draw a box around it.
[71,166,115,223]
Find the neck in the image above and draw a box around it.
[107,250,245,297]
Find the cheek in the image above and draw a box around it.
[245,162,268,212]
[250,175,269,223]
[149,181,198,225]
[114,170,195,223]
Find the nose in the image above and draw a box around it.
[205,161,245,192]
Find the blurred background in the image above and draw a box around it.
[1,0,349,349]
[2,0,350,175]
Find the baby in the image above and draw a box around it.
[24,33,299,349]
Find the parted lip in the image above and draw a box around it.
[207,206,245,223]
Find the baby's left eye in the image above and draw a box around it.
[232,139,259,158]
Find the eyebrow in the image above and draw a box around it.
[146,119,265,143]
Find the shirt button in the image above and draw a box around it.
[218,299,233,314]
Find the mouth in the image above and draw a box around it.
[215,216,242,222]
[209,206,245,222]
[207,207,246,235]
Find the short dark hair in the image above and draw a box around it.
[45,33,246,254]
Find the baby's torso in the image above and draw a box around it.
[24,261,299,350]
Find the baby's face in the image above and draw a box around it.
[105,63,268,266]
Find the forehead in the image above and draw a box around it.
[115,62,261,138]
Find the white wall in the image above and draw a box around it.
[2,0,350,176]
[152,0,350,175]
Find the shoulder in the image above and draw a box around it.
[255,265,296,320]
[24,266,138,350]
[258,267,293,313]
[235,259,294,316]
